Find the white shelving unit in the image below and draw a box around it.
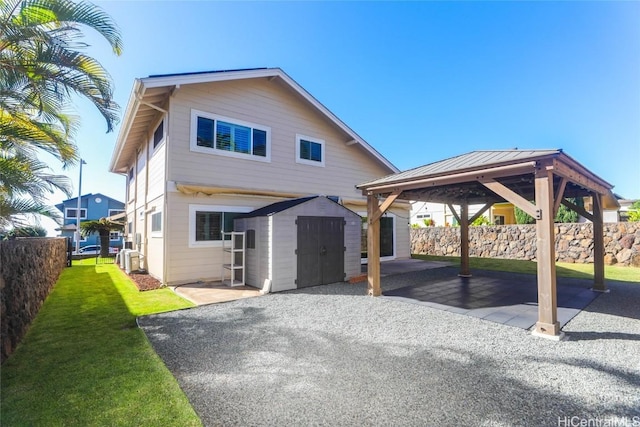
[221,231,245,287]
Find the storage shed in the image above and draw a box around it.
[234,196,362,293]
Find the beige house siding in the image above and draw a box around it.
[164,191,275,285]
[147,143,166,202]
[115,72,410,286]
[167,79,385,201]
[144,195,164,281]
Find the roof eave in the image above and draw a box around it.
[109,79,144,173]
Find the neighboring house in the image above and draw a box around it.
[55,193,125,248]
[412,195,632,227]
[411,202,487,227]
[109,68,410,289]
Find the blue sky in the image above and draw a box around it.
[43,1,639,233]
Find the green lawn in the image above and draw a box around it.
[411,254,640,283]
[1,259,202,426]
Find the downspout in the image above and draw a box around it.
[162,88,176,286]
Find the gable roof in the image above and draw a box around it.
[109,67,398,174]
[54,193,124,212]
[359,149,563,188]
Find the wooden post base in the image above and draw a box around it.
[532,321,564,340]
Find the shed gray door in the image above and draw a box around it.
[297,216,344,288]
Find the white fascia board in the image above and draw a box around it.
[139,68,280,89]
[109,78,144,173]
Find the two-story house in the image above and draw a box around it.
[55,193,125,249]
[109,68,410,290]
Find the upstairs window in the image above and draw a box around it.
[191,110,270,161]
[296,134,325,167]
[65,208,87,219]
[153,119,164,148]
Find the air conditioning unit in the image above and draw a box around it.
[125,250,140,274]
[119,249,130,269]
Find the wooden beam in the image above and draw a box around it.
[480,178,540,220]
[469,203,492,223]
[370,189,402,224]
[592,193,606,292]
[447,203,461,223]
[459,203,471,277]
[361,162,537,195]
[533,168,561,339]
[548,159,610,197]
[561,198,593,222]
[552,177,568,218]
[367,194,381,296]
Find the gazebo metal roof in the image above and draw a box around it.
[357,149,618,209]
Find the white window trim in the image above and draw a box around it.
[65,207,87,219]
[359,211,396,263]
[108,209,125,217]
[151,117,166,153]
[188,204,252,248]
[295,134,325,167]
[109,231,121,241]
[189,109,271,162]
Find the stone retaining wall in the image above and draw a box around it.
[411,223,640,267]
[1,238,68,363]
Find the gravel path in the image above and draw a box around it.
[139,268,640,426]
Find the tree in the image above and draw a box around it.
[628,201,640,222]
[514,198,583,224]
[1,224,47,239]
[80,218,122,257]
[514,206,536,224]
[0,0,122,229]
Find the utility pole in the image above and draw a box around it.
[75,159,86,253]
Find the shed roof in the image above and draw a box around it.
[240,195,358,219]
[241,196,319,218]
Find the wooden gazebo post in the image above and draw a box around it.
[367,193,381,296]
[459,203,471,277]
[366,190,402,296]
[533,166,561,339]
[592,193,607,292]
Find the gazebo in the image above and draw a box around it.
[356,149,619,340]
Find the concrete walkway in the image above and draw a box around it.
[172,282,262,305]
[175,258,451,306]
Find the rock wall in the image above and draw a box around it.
[411,223,640,267]
[1,238,68,363]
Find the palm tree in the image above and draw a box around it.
[80,217,123,257]
[0,0,122,228]
[0,149,71,227]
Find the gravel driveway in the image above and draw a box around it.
[139,268,640,426]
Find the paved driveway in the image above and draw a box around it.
[139,269,640,426]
